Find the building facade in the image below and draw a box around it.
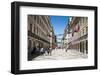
[28,15,57,53]
[62,25,72,49]
[51,26,57,49]
[63,17,88,54]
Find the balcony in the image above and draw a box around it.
[28,30,50,44]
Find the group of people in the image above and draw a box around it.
[31,46,52,56]
[40,47,52,56]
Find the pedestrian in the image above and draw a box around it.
[36,46,40,55]
[31,46,36,55]
[65,46,69,52]
[49,48,52,56]
[47,48,50,55]
[44,48,47,56]
[66,48,68,52]
[40,47,44,55]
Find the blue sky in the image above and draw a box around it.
[50,16,69,42]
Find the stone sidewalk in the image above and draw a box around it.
[32,49,88,61]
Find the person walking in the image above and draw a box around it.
[65,46,69,52]
[65,48,68,52]
[45,49,49,55]
[31,46,36,55]
[49,48,52,56]
[40,47,44,55]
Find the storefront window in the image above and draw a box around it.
[86,40,88,54]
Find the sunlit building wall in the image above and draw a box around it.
[64,17,88,54]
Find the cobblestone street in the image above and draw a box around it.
[32,49,88,61]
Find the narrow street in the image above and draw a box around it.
[28,16,89,61]
[32,49,88,61]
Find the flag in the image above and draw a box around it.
[74,25,80,32]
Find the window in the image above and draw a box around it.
[79,20,80,26]
[86,27,88,34]
[84,17,86,23]
[86,40,88,54]
[37,16,39,24]
[80,30,82,37]
[81,18,84,26]
[83,29,84,35]
[86,17,88,23]
[28,40,32,50]
[83,18,84,23]
[39,19,41,25]
[37,27,38,35]
[30,24,32,32]
[32,25,34,33]
[38,28,40,36]
[36,26,37,35]
[34,16,36,21]
[34,25,35,34]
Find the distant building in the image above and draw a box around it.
[51,26,57,49]
[62,25,72,49]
